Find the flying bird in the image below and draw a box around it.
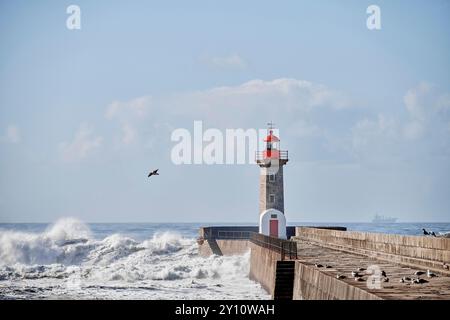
[148,169,159,177]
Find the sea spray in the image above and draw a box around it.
[0,218,93,266]
[0,220,268,299]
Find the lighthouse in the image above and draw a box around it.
[256,122,288,239]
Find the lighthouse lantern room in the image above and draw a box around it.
[256,123,288,239]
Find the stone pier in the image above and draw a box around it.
[197,226,450,300]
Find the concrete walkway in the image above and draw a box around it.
[295,240,450,300]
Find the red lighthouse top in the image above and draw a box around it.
[264,130,280,143]
[255,122,288,164]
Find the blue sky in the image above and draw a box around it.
[0,0,449,222]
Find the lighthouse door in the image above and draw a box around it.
[269,219,278,237]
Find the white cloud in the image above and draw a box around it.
[2,125,21,144]
[352,114,398,149]
[102,79,450,165]
[59,123,103,162]
[286,120,323,138]
[403,82,432,122]
[105,96,150,120]
[121,123,137,145]
[105,96,151,146]
[205,53,248,69]
[402,82,450,140]
[165,78,351,128]
[349,82,450,164]
[403,120,424,140]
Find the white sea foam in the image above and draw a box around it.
[0,219,269,299]
[438,231,450,238]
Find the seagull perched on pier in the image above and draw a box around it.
[400,276,411,283]
[148,169,159,177]
[351,271,360,278]
[422,228,437,237]
[427,270,437,278]
[357,267,366,272]
[412,278,428,284]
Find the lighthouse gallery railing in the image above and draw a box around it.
[255,150,288,161]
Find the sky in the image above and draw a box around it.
[0,0,449,223]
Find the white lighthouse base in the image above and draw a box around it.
[259,209,286,239]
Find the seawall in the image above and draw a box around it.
[248,241,279,295]
[198,239,250,257]
[292,262,381,300]
[294,226,450,275]
[197,226,450,300]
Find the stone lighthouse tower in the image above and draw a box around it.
[256,123,288,239]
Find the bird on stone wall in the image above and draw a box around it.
[411,278,428,284]
[422,228,437,237]
[351,271,360,277]
[357,267,366,272]
[427,270,437,278]
[314,263,323,268]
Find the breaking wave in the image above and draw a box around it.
[0,218,268,299]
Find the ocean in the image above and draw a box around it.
[0,219,449,300]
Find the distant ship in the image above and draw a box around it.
[372,214,398,223]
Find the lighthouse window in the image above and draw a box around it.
[269,194,275,203]
[269,174,275,182]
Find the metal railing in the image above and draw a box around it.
[199,227,298,261]
[255,150,288,162]
[199,226,258,240]
[216,231,253,239]
[250,233,297,261]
